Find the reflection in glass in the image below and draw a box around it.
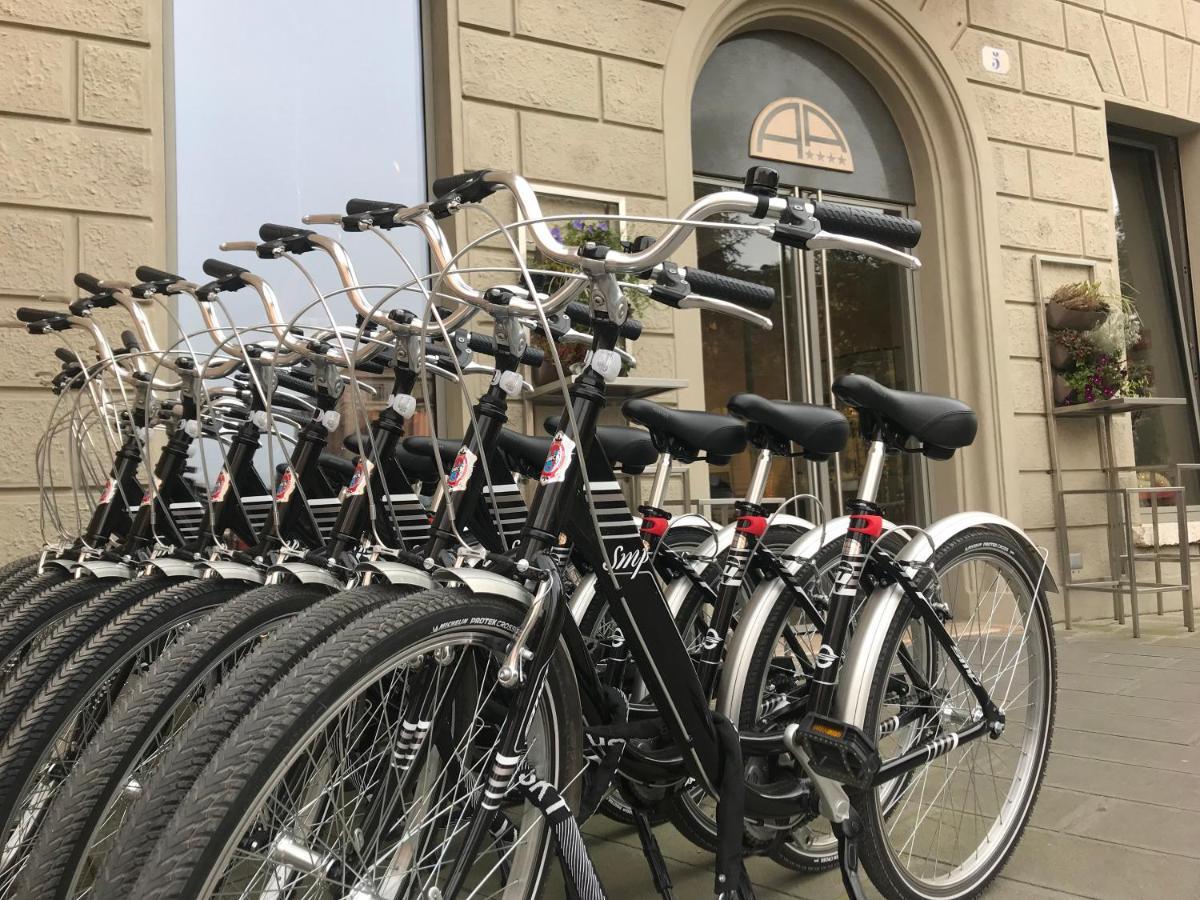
[814,245,920,524]
[695,183,799,507]
[1110,140,1200,503]
[694,181,923,523]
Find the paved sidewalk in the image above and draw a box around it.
[587,615,1200,899]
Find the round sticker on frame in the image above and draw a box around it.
[447,446,477,493]
[540,432,576,484]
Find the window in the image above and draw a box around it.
[1108,127,1200,501]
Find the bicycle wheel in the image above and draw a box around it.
[851,526,1056,900]
[130,587,583,900]
[0,554,42,600]
[0,575,151,739]
[0,576,245,897]
[16,582,337,900]
[665,523,840,861]
[0,566,73,621]
[93,583,418,900]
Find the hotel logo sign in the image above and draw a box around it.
[749,98,854,173]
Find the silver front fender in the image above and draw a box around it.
[195,559,264,584]
[69,559,135,580]
[355,560,437,591]
[435,567,532,606]
[716,515,897,718]
[142,557,200,579]
[266,561,344,588]
[835,512,1055,730]
[568,571,597,624]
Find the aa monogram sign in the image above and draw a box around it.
[749,97,854,173]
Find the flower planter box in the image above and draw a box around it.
[1045,303,1108,331]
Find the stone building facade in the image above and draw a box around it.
[0,0,167,553]
[1,0,1199,625]
[428,0,1200,622]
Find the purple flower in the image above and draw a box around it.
[572,219,585,230]
[550,226,562,241]
[598,221,609,231]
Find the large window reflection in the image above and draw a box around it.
[695,180,923,523]
[1110,136,1200,500]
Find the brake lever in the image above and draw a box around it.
[425,362,461,384]
[460,362,496,378]
[681,294,774,329]
[302,214,343,226]
[553,326,636,367]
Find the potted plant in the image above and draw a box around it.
[1049,329,1095,372]
[1045,280,1110,331]
[1050,282,1151,407]
[1059,353,1151,405]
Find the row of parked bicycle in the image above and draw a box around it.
[0,164,1055,900]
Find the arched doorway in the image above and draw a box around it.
[692,30,923,524]
[661,0,1011,525]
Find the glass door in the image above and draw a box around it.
[1108,134,1200,507]
[695,179,925,524]
[807,192,923,524]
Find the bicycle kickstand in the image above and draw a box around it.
[632,806,675,900]
[835,813,869,900]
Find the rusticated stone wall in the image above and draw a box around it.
[0,0,166,552]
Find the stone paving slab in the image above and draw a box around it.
[581,615,1200,898]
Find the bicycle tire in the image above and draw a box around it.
[16,582,337,900]
[131,587,582,900]
[0,576,249,895]
[93,582,418,900]
[0,575,138,733]
[849,526,1056,900]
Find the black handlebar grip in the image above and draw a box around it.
[258,223,315,243]
[275,372,320,399]
[135,265,183,284]
[465,332,545,367]
[432,171,484,197]
[54,347,80,365]
[202,258,250,281]
[563,302,643,340]
[810,201,922,249]
[520,344,546,367]
[121,329,141,352]
[431,170,501,204]
[684,268,775,311]
[354,356,387,375]
[74,272,103,294]
[16,307,66,323]
[270,392,311,412]
[345,198,401,215]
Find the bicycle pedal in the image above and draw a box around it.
[792,713,880,790]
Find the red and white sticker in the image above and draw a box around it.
[345,458,375,497]
[210,470,231,503]
[98,479,116,505]
[274,466,297,503]
[446,446,476,493]
[140,477,163,507]
[540,432,576,484]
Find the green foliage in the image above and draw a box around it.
[1054,280,1151,405]
[539,218,650,318]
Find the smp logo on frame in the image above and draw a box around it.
[609,544,650,577]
